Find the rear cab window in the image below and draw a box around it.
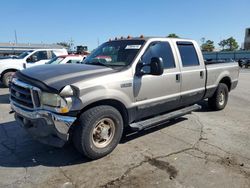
[177,42,200,67]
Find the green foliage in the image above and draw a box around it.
[167,33,179,38]
[218,37,239,51]
[201,40,215,52]
[56,42,71,49]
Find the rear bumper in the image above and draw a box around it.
[11,102,77,147]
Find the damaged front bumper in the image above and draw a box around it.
[11,102,77,147]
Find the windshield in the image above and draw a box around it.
[83,40,145,67]
[46,56,64,64]
[16,50,34,59]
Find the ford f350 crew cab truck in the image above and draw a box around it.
[0,48,68,87]
[9,37,239,159]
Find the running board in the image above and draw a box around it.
[129,104,201,131]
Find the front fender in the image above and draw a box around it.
[79,88,133,109]
[0,63,24,75]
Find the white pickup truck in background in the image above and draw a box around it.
[0,48,68,87]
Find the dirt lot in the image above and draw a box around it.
[0,69,249,188]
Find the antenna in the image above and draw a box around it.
[14,30,18,44]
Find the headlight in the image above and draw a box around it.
[41,92,64,107]
[41,85,77,113]
[41,92,70,113]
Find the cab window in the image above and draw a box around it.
[28,51,49,63]
[177,42,200,67]
[66,60,81,64]
[142,42,176,69]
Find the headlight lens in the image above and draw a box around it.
[41,92,70,113]
[41,92,64,107]
[41,85,77,113]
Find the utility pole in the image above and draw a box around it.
[69,37,74,51]
[97,38,100,46]
[14,30,18,44]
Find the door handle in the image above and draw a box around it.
[176,74,180,82]
[200,71,204,78]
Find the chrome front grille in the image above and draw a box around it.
[10,78,41,109]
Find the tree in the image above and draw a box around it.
[200,37,206,45]
[218,37,239,51]
[218,40,227,51]
[227,37,239,51]
[201,40,215,52]
[167,33,179,38]
[56,41,74,51]
[56,42,71,49]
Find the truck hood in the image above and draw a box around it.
[0,58,24,64]
[18,64,117,92]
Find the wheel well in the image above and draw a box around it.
[1,69,18,80]
[219,77,231,91]
[78,99,129,127]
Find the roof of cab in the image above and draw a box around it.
[108,36,192,42]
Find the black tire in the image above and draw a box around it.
[73,105,123,159]
[208,83,229,110]
[2,71,15,87]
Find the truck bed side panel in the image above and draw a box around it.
[205,62,239,98]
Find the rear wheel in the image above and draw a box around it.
[2,71,15,87]
[208,83,228,110]
[73,105,123,159]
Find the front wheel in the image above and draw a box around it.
[208,83,229,110]
[2,71,15,87]
[73,105,123,159]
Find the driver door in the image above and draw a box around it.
[26,51,50,68]
[133,41,181,120]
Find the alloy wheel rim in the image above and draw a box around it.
[219,91,225,106]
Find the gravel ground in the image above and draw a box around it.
[0,69,249,188]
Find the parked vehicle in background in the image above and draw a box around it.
[9,37,239,159]
[46,54,86,65]
[238,58,250,68]
[0,49,68,87]
[0,55,18,59]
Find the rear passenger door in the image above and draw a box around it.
[134,40,181,120]
[176,41,206,106]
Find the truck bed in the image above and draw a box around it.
[205,61,239,98]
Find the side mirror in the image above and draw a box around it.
[26,57,32,63]
[136,57,164,76]
[135,61,144,76]
[150,57,164,75]
[27,55,38,63]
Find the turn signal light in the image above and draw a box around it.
[58,107,69,113]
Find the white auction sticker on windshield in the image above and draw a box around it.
[125,45,141,49]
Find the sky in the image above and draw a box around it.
[0,0,249,50]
